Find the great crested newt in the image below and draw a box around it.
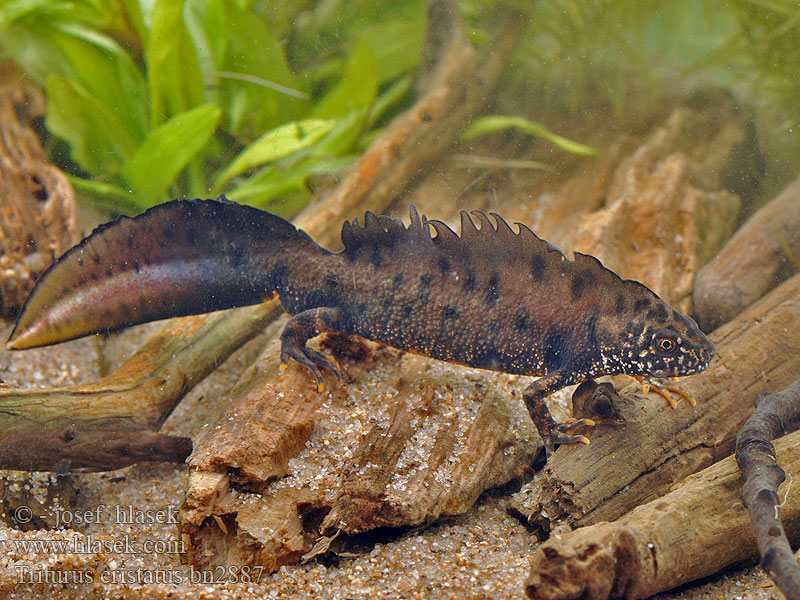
[7,197,715,453]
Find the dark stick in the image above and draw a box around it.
[735,377,800,599]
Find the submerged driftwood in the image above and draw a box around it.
[694,174,800,332]
[525,423,800,600]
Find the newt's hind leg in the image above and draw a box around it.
[523,371,595,456]
[280,307,344,391]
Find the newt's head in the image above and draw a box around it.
[597,285,715,379]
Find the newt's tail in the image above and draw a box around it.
[7,196,321,350]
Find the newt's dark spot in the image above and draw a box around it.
[485,322,500,338]
[345,239,362,262]
[351,303,368,320]
[392,273,404,291]
[543,330,567,371]
[418,274,432,302]
[585,312,599,346]
[486,274,500,305]
[77,256,84,267]
[514,310,530,331]
[625,321,645,339]
[634,297,652,313]
[531,255,545,281]
[271,264,290,290]
[186,227,198,245]
[474,345,502,370]
[646,305,669,322]
[571,275,586,300]
[325,274,340,290]
[616,294,626,314]
[127,236,135,249]
[438,256,451,274]
[401,303,414,319]
[442,306,459,321]
[305,289,330,308]
[229,246,246,268]
[382,296,393,309]
[105,267,114,277]
[421,112,433,122]
[371,246,382,267]
[463,271,476,292]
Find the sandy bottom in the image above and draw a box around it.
[0,319,789,600]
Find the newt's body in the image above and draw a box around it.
[7,197,714,452]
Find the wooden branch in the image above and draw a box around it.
[0,304,278,470]
[511,272,800,531]
[694,175,800,332]
[525,426,800,600]
[735,377,800,599]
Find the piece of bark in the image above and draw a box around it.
[694,174,800,332]
[0,79,76,317]
[181,347,538,570]
[511,272,800,531]
[735,377,800,599]
[0,306,277,471]
[181,2,529,571]
[530,94,750,279]
[524,425,800,600]
[570,110,742,314]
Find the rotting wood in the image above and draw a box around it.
[181,347,539,570]
[511,272,800,532]
[0,306,278,471]
[735,377,800,599]
[524,425,800,600]
[0,78,76,317]
[694,174,800,332]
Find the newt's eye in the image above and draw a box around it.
[652,330,679,357]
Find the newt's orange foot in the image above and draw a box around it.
[633,376,696,408]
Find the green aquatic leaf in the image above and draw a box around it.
[122,104,222,206]
[45,75,139,175]
[311,37,379,120]
[67,175,136,213]
[197,0,307,137]
[2,20,147,145]
[146,0,204,126]
[461,116,597,156]
[213,119,336,192]
[227,155,355,208]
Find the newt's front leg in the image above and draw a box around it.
[522,370,595,455]
[280,307,344,391]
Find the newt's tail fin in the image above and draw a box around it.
[7,197,320,350]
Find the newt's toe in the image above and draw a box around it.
[634,375,696,408]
